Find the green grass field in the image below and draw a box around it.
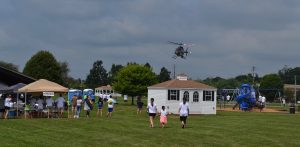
[1,101,300,147]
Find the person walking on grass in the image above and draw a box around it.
[147,98,157,128]
[159,106,168,128]
[137,96,144,115]
[178,98,189,129]
[97,97,103,117]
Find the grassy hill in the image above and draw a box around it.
[0,100,300,146]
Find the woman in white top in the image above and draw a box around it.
[4,95,12,119]
[75,96,83,118]
[147,98,157,128]
[178,98,189,129]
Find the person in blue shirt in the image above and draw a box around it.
[97,97,103,117]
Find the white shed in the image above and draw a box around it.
[147,77,217,115]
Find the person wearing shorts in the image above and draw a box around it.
[46,97,53,118]
[179,98,189,129]
[4,95,12,119]
[56,94,65,118]
[137,96,144,115]
[107,98,114,118]
[71,95,78,117]
[97,97,103,117]
[147,98,157,128]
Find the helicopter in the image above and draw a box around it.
[168,41,193,59]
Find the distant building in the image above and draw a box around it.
[284,84,300,91]
[148,74,217,114]
[95,85,121,97]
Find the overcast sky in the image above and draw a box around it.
[1,0,300,80]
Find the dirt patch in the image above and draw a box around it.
[218,107,282,113]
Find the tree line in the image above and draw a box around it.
[1,50,170,104]
[201,66,300,102]
[1,50,300,102]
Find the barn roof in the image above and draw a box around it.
[148,79,216,89]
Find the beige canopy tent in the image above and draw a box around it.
[17,79,68,118]
[18,79,68,93]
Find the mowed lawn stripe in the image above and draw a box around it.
[0,104,300,146]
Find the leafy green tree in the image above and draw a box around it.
[108,64,123,84]
[158,67,171,82]
[235,74,253,84]
[202,77,240,89]
[260,74,283,102]
[59,61,71,86]
[66,78,86,89]
[0,61,19,71]
[23,50,63,84]
[278,66,300,84]
[144,62,151,69]
[85,60,108,89]
[113,64,158,105]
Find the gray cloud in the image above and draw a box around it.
[1,0,300,80]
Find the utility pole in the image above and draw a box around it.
[173,64,176,79]
[294,75,297,103]
[252,66,256,84]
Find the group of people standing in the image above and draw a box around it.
[146,97,190,129]
[70,94,115,118]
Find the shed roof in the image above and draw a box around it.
[148,79,216,89]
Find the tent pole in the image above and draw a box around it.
[25,92,27,119]
[67,93,70,118]
[17,93,19,118]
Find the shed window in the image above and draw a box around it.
[168,90,180,101]
[183,91,189,102]
[203,91,214,101]
[193,91,199,102]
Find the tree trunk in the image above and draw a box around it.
[131,96,134,105]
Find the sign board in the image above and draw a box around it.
[43,92,54,97]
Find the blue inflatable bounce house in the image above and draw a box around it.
[235,84,256,111]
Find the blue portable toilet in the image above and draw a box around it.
[68,89,83,102]
[83,89,95,101]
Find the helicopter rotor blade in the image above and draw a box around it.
[168,41,183,46]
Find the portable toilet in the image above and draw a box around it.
[68,89,82,102]
[83,89,95,101]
